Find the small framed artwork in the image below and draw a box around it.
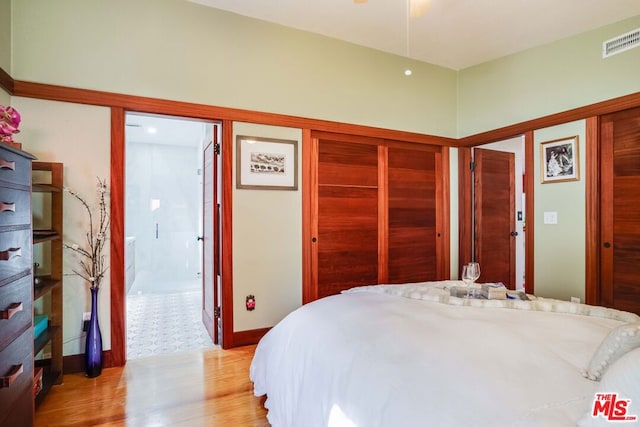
[540,136,579,184]
[236,135,298,190]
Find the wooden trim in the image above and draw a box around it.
[457,147,472,273]
[232,327,271,347]
[599,116,615,307]
[62,353,84,374]
[221,120,235,349]
[110,107,126,367]
[439,146,451,279]
[0,67,14,95]
[458,92,640,147]
[13,80,456,147]
[302,131,318,304]
[377,145,389,283]
[64,350,115,373]
[585,116,600,306]
[524,131,535,295]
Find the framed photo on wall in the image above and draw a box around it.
[540,136,579,184]
[236,135,298,190]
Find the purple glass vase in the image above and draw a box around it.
[85,287,103,378]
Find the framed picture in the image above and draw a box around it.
[540,136,579,183]
[236,135,298,190]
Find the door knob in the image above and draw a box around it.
[510,231,519,237]
[197,236,204,241]
[603,242,611,248]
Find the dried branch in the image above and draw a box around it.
[63,178,110,290]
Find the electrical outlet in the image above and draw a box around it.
[82,312,91,332]
[571,297,580,304]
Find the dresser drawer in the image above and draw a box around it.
[0,229,32,283]
[0,381,33,427]
[0,148,31,188]
[0,330,34,421]
[0,187,31,228]
[0,275,33,350]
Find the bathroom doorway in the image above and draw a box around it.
[124,113,217,359]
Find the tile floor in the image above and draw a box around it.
[126,274,216,359]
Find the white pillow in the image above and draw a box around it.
[584,322,640,381]
[578,348,640,426]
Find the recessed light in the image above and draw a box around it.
[147,127,157,134]
[404,69,413,76]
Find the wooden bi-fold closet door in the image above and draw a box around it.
[304,132,447,302]
[599,106,640,315]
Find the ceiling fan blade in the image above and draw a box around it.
[410,0,431,17]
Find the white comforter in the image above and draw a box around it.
[250,282,636,427]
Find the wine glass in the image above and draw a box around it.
[461,262,481,298]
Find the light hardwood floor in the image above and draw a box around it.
[34,345,269,426]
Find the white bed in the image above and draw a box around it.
[250,281,640,427]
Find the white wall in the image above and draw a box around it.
[534,121,586,302]
[11,97,111,355]
[232,123,302,331]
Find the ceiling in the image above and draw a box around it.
[188,0,640,70]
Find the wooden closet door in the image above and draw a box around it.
[316,139,379,298]
[600,107,640,315]
[387,145,439,283]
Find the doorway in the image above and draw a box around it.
[124,113,216,359]
[471,136,526,290]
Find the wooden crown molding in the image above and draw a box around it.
[0,67,14,95]
[458,91,640,146]
[3,66,640,146]
[11,79,456,146]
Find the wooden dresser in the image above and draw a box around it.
[0,142,35,427]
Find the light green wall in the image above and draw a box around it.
[11,97,111,356]
[232,123,302,332]
[11,0,458,137]
[0,86,9,106]
[533,121,586,302]
[458,16,640,137]
[0,0,10,72]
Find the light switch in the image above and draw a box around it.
[543,211,558,225]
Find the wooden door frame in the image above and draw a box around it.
[110,110,235,366]
[302,131,450,304]
[458,131,534,293]
[585,116,600,305]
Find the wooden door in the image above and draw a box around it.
[474,148,516,288]
[600,107,640,315]
[387,144,439,283]
[316,138,379,298]
[202,127,220,344]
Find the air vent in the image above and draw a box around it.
[602,28,640,58]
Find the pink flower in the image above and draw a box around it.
[0,106,21,142]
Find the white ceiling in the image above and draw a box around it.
[188,0,640,70]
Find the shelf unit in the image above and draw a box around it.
[31,161,63,408]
